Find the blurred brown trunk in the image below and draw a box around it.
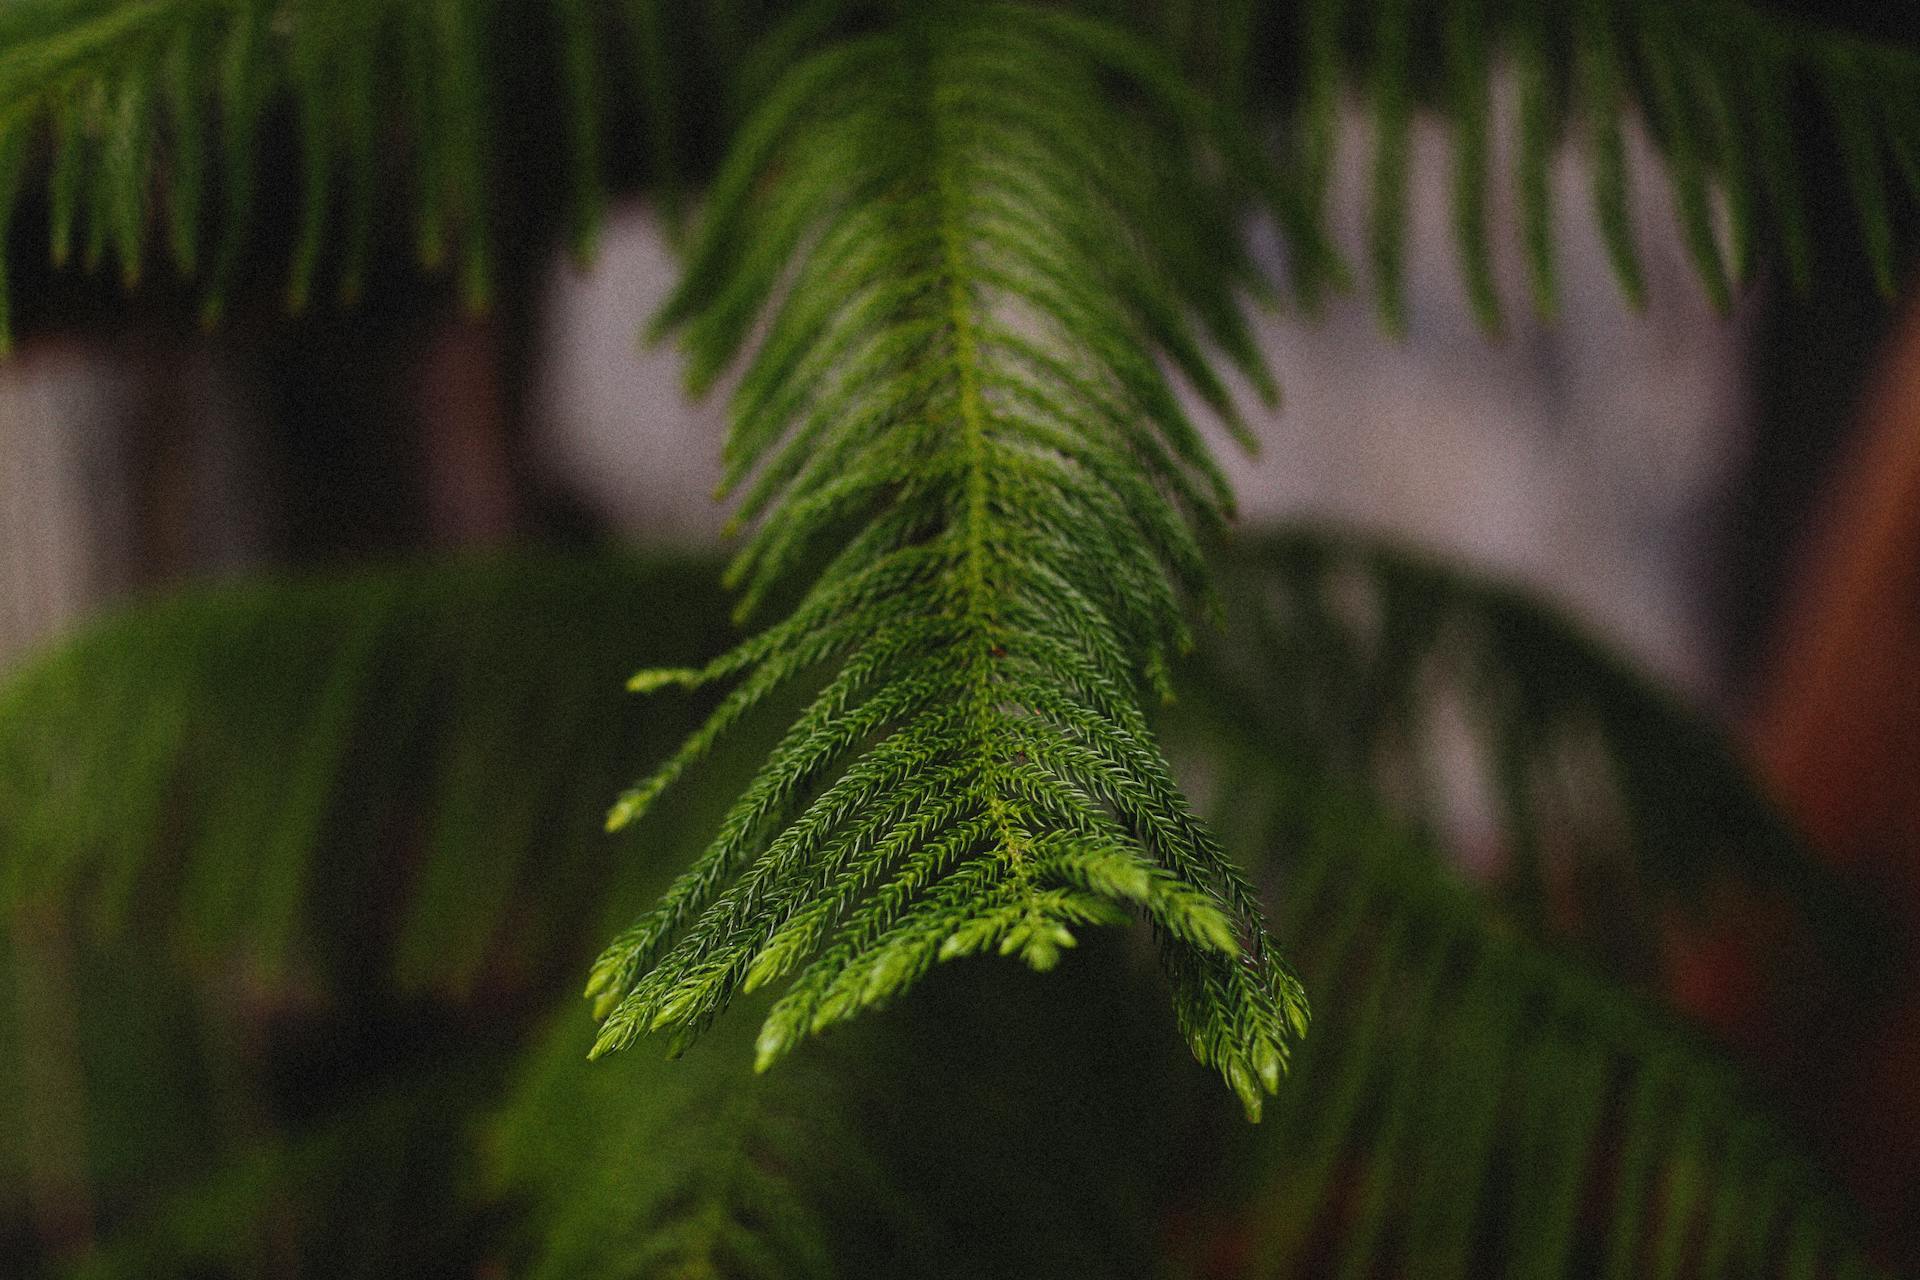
[1754,298,1920,910]
[1749,292,1920,1257]
[415,315,523,547]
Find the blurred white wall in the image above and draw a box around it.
[0,345,141,664]
[0,340,266,670]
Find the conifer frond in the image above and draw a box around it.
[493,1011,908,1280]
[1202,785,1893,1280]
[4,0,1917,354]
[587,2,1304,1118]
[0,0,717,345]
[1246,0,1920,322]
[494,942,1210,1280]
[0,556,738,993]
[1,0,460,325]
[1185,529,1866,982]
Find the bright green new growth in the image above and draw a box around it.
[584,4,1306,1117]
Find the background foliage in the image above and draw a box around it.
[0,540,1897,1277]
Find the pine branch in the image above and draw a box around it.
[1197,784,1895,1280]
[0,555,738,993]
[492,1009,916,1280]
[0,0,717,344]
[495,939,1211,1280]
[1151,534,1900,1277]
[1183,529,1877,986]
[588,2,1305,1118]
[1240,0,1920,323]
[4,0,1919,351]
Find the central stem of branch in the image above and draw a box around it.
[921,28,1026,868]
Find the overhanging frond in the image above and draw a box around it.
[1148,536,1896,1279]
[1239,0,1920,326]
[0,0,724,347]
[589,2,1305,1118]
[4,0,1916,356]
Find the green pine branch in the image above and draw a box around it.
[1153,536,1898,1277]
[1,0,1918,1264]
[0,0,706,344]
[587,2,1305,1119]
